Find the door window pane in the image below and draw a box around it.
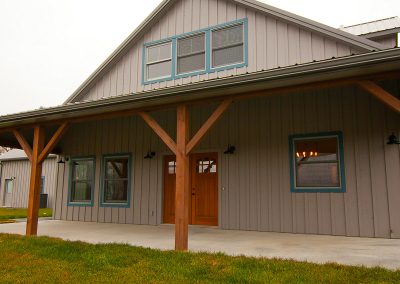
[168,161,176,174]
[197,158,217,174]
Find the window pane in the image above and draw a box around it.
[296,162,340,187]
[40,177,45,194]
[168,161,176,174]
[294,137,338,162]
[5,180,13,193]
[147,45,159,62]
[178,34,205,56]
[197,159,217,174]
[147,42,171,63]
[73,160,94,180]
[147,60,172,80]
[178,53,205,74]
[212,24,243,49]
[212,45,243,68]
[106,158,129,179]
[104,180,128,203]
[159,43,172,60]
[71,182,92,202]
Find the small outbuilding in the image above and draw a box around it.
[0,149,57,209]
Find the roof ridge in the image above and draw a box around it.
[341,16,399,28]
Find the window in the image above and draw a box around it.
[177,33,206,74]
[5,179,13,194]
[40,177,45,194]
[142,18,248,84]
[145,41,172,81]
[197,158,217,174]
[211,24,244,68]
[289,132,346,193]
[68,157,95,206]
[101,154,131,207]
[168,161,176,174]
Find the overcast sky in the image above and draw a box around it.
[0,0,399,116]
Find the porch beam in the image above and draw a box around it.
[175,104,190,251]
[357,80,400,113]
[138,111,177,154]
[38,122,69,163]
[0,71,399,135]
[26,125,45,236]
[186,100,232,154]
[13,130,33,162]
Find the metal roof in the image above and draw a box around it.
[0,48,399,134]
[0,149,56,161]
[340,16,400,36]
[63,0,384,104]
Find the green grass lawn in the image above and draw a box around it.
[0,234,399,283]
[0,208,52,220]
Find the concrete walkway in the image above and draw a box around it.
[1,220,399,270]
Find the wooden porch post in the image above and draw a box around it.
[26,125,45,236]
[175,104,190,251]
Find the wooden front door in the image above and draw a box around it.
[163,153,218,226]
[190,153,218,226]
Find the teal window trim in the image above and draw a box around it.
[142,18,248,85]
[67,156,96,207]
[288,131,346,193]
[100,153,132,208]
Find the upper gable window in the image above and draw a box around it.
[142,18,248,84]
[177,33,206,75]
[145,42,172,81]
[212,24,244,68]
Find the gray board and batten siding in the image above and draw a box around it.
[73,0,364,103]
[0,157,58,209]
[54,81,400,239]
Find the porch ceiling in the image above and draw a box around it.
[0,48,399,141]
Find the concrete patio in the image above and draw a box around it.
[1,220,399,270]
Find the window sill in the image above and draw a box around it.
[100,203,130,208]
[67,202,94,207]
[291,187,346,193]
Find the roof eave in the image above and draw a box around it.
[1,48,400,130]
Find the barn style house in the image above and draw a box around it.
[0,0,399,251]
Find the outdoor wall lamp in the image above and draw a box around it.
[57,157,69,164]
[387,133,400,145]
[224,144,236,154]
[144,151,156,159]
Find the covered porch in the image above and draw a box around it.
[1,220,400,270]
[0,49,400,251]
